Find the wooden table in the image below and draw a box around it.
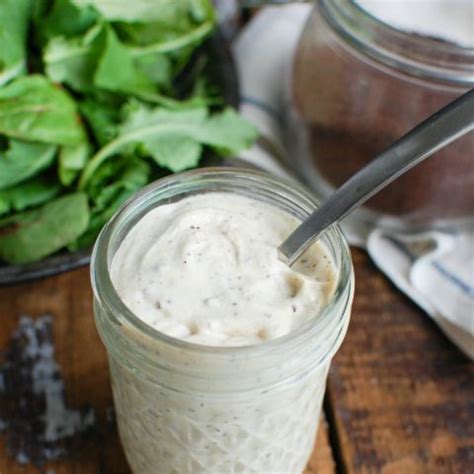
[0,249,472,473]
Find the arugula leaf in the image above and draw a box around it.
[116,22,186,48]
[128,21,213,57]
[36,0,99,45]
[72,0,215,65]
[94,26,155,95]
[121,12,214,54]
[0,0,31,86]
[68,187,127,250]
[121,102,208,129]
[139,108,258,171]
[58,141,90,186]
[0,177,61,216]
[0,0,258,264]
[0,193,89,264]
[79,98,120,146]
[0,140,57,190]
[145,136,202,172]
[70,0,213,23]
[119,105,259,154]
[195,108,260,152]
[79,105,258,186]
[70,157,150,249]
[92,158,150,211]
[0,75,86,145]
[44,23,105,92]
[86,155,150,202]
[133,53,172,90]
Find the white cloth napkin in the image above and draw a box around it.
[232,4,474,358]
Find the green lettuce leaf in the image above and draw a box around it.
[0,177,61,216]
[0,0,31,86]
[0,0,258,264]
[70,0,213,23]
[70,157,150,249]
[94,26,155,95]
[78,104,257,186]
[44,23,105,92]
[0,140,57,190]
[36,0,99,45]
[0,75,86,145]
[133,53,172,90]
[0,193,89,264]
[79,98,120,146]
[86,156,151,205]
[145,136,202,172]
[58,141,90,186]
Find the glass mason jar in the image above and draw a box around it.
[91,168,354,473]
[289,0,474,231]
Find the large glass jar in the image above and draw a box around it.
[91,168,354,474]
[289,0,474,230]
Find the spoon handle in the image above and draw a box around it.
[279,88,474,265]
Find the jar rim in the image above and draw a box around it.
[321,0,474,86]
[91,167,353,363]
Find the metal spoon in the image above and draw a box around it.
[279,89,474,266]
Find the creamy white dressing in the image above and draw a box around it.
[356,0,474,48]
[111,192,336,347]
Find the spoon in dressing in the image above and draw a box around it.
[279,89,474,266]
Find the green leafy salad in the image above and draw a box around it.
[0,0,257,264]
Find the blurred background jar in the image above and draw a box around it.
[289,0,474,231]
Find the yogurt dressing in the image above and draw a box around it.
[355,0,474,48]
[103,189,350,474]
[111,192,336,347]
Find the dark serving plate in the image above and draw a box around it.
[0,31,240,286]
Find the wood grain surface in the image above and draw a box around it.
[0,249,472,474]
[325,251,474,474]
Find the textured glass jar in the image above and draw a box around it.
[91,168,354,474]
[289,0,474,230]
